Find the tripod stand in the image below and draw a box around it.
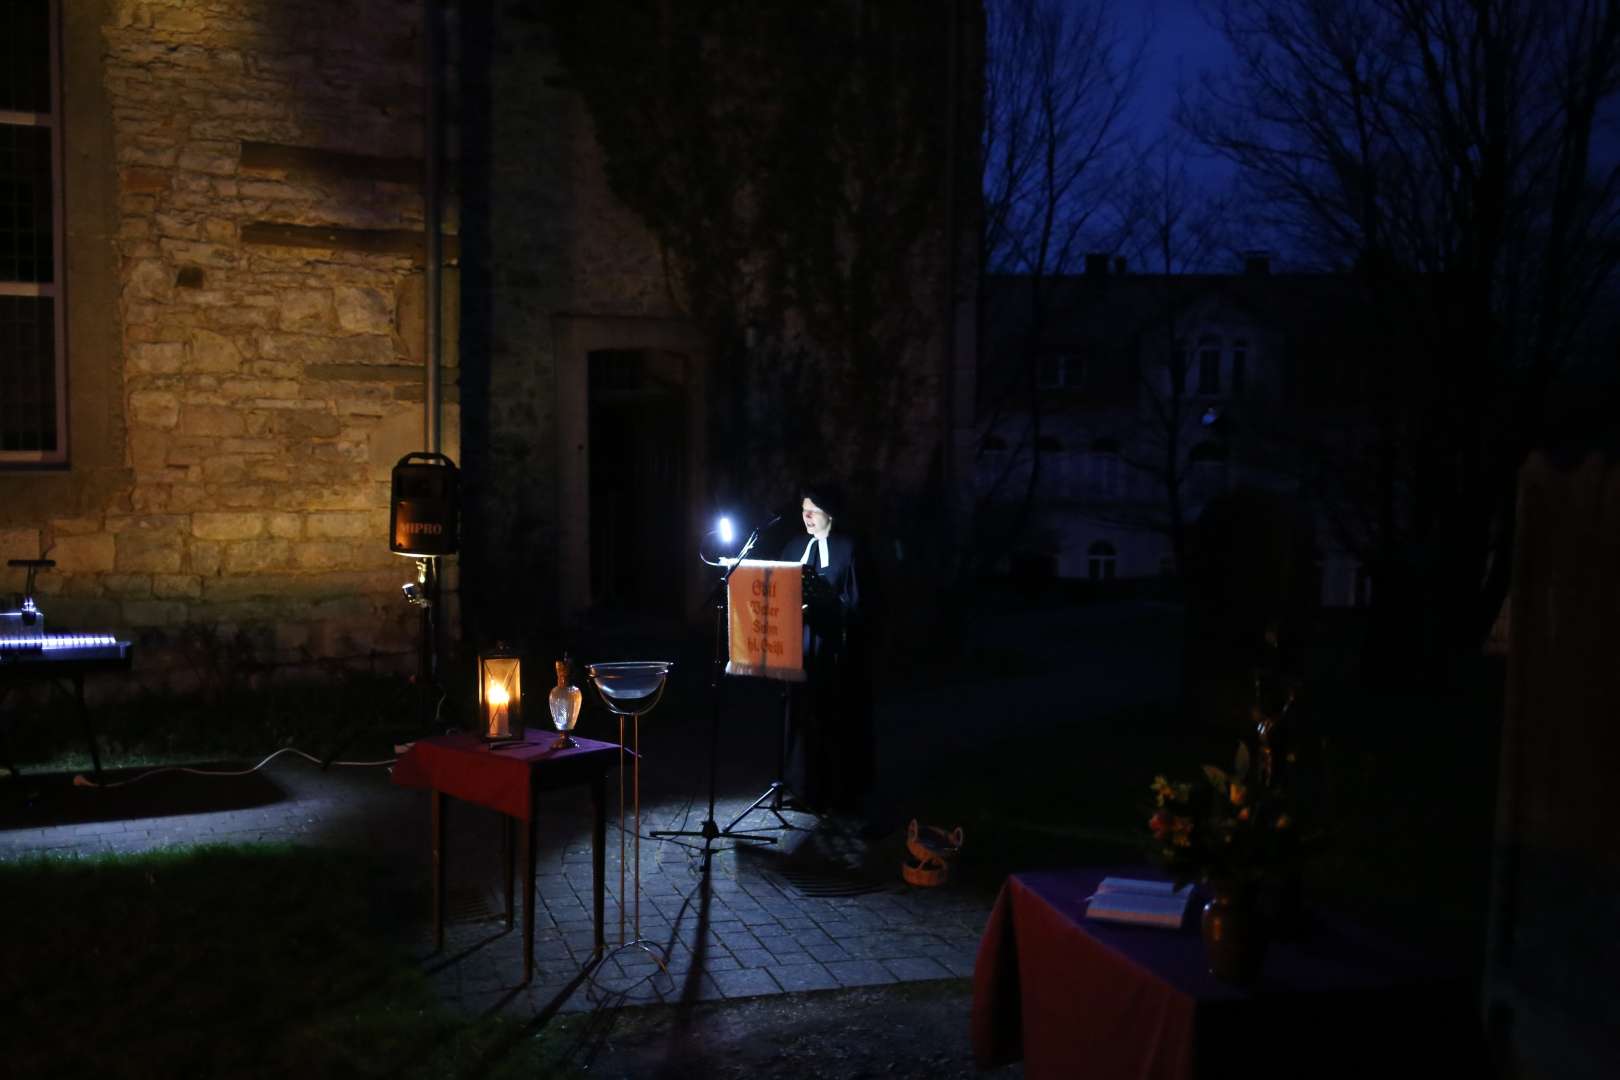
[721,676,817,834]
[650,527,776,871]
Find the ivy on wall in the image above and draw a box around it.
[545,0,964,513]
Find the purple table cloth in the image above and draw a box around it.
[972,868,1482,1079]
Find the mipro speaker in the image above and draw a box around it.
[389,451,459,556]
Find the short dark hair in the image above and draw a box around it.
[799,481,844,521]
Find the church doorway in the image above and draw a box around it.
[587,349,689,618]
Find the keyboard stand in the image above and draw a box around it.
[0,663,119,782]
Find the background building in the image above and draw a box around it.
[975,256,1375,608]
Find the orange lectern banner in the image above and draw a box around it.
[725,559,806,681]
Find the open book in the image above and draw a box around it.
[1083,877,1195,929]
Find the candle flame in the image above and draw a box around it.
[487,683,509,706]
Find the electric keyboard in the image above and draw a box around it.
[0,633,133,663]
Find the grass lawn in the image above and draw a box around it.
[0,843,616,1079]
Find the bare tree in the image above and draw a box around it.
[1182,0,1620,658]
[973,0,1143,568]
[1086,134,1240,574]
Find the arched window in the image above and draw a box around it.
[1087,540,1117,582]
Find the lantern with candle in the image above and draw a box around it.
[477,644,523,741]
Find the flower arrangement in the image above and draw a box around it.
[1147,742,1301,891]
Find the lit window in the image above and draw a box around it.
[0,1,65,464]
[1087,540,1117,581]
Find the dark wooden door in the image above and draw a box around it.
[588,350,688,617]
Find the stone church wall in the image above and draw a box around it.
[0,0,458,689]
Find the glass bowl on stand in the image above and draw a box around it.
[586,660,673,971]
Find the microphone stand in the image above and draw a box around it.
[650,516,778,874]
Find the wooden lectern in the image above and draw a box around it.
[724,560,807,682]
[721,559,817,832]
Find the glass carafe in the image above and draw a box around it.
[548,656,582,749]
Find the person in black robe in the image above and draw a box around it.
[778,483,873,819]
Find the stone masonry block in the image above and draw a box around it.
[127,430,169,470]
[106,514,188,535]
[48,517,105,536]
[102,574,154,597]
[129,390,180,428]
[192,513,265,541]
[121,166,170,194]
[201,456,249,485]
[267,513,303,540]
[335,286,391,334]
[293,542,352,571]
[278,289,335,331]
[152,574,204,600]
[272,410,341,438]
[221,379,301,401]
[306,511,372,540]
[176,144,236,176]
[49,533,117,573]
[188,328,242,373]
[127,259,173,301]
[178,404,247,437]
[223,539,293,574]
[259,332,395,365]
[116,531,184,573]
[150,5,206,32]
[129,342,185,374]
[216,485,280,510]
[187,541,222,575]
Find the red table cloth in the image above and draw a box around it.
[390,732,621,984]
[390,732,620,818]
[971,868,1484,1080]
